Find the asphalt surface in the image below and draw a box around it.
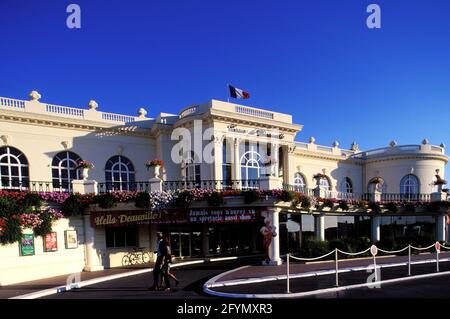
[42,258,260,299]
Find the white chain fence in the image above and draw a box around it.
[284,241,446,293]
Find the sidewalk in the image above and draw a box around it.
[0,254,262,299]
[0,266,152,299]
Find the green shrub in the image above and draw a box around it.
[300,196,311,209]
[61,194,88,216]
[174,191,194,209]
[385,202,397,213]
[368,202,381,213]
[21,193,42,213]
[329,238,351,253]
[338,200,349,211]
[96,193,117,209]
[300,239,330,258]
[0,197,18,218]
[134,192,151,209]
[33,212,53,237]
[279,191,295,202]
[206,192,224,207]
[243,190,260,204]
[322,199,334,209]
[0,215,22,245]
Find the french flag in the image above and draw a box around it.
[228,84,250,99]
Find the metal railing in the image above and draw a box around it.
[282,184,436,202]
[163,179,260,191]
[0,180,67,193]
[97,181,150,193]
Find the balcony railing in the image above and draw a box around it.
[0,180,66,193]
[282,184,436,202]
[163,179,260,191]
[97,181,151,193]
[0,179,443,204]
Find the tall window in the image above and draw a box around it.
[52,151,82,191]
[105,156,135,191]
[185,151,201,185]
[293,173,307,192]
[400,174,419,196]
[341,177,353,193]
[0,146,29,189]
[222,139,232,185]
[319,176,331,191]
[240,150,262,181]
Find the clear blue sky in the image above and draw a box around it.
[1,1,449,167]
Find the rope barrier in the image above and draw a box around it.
[337,248,371,256]
[377,246,409,254]
[289,250,336,261]
[285,241,447,294]
[410,243,436,251]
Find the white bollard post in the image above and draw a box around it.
[335,249,339,287]
[408,245,411,276]
[373,255,377,282]
[286,253,290,293]
[437,250,440,273]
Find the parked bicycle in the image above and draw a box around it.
[122,247,151,266]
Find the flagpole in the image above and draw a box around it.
[226,83,230,103]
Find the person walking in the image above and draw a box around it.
[160,242,180,291]
[148,232,167,291]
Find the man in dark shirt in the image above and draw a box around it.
[148,232,168,290]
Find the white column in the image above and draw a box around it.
[314,214,325,241]
[267,208,282,265]
[83,214,104,272]
[371,216,381,242]
[202,223,210,256]
[232,138,241,187]
[272,143,279,178]
[436,214,446,242]
[213,137,223,187]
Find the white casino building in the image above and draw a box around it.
[0,90,448,285]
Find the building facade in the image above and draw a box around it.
[0,91,448,285]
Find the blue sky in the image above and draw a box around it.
[0,1,449,164]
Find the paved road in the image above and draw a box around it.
[42,258,260,299]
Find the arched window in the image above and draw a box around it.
[184,151,201,185]
[319,176,331,191]
[52,151,82,192]
[240,150,262,181]
[341,177,353,193]
[400,174,419,197]
[293,173,307,192]
[105,156,135,191]
[0,146,29,189]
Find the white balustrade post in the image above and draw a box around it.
[286,253,290,293]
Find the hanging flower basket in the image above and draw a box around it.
[433,175,447,186]
[146,159,164,168]
[369,177,383,184]
[76,160,95,169]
